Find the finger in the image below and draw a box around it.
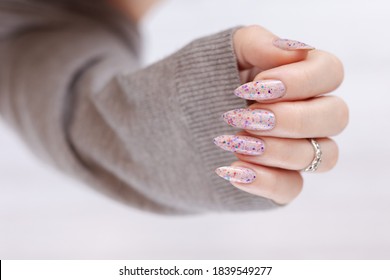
[217,133,339,172]
[221,96,349,138]
[234,25,313,71]
[215,162,303,205]
[234,50,344,102]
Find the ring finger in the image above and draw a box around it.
[214,134,338,172]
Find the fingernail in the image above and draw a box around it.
[234,80,286,101]
[213,135,265,155]
[215,166,256,184]
[273,38,314,51]
[222,108,275,130]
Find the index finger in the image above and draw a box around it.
[234,50,344,102]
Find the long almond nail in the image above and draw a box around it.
[215,166,256,184]
[234,80,286,101]
[222,108,275,130]
[213,135,265,155]
[273,38,314,50]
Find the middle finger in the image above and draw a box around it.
[222,95,349,138]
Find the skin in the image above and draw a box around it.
[108,0,161,22]
[232,25,348,205]
[108,3,349,206]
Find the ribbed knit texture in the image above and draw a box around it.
[0,0,279,214]
[175,29,278,211]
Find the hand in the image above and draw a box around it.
[214,25,348,205]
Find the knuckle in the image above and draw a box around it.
[327,139,339,170]
[244,24,263,34]
[318,138,339,172]
[235,25,264,68]
[322,51,345,89]
[264,172,279,198]
[238,25,262,42]
[330,55,344,88]
[294,173,304,196]
[268,171,303,205]
[286,172,304,203]
[333,97,349,134]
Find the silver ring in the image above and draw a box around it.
[302,138,322,172]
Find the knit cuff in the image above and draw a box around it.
[174,28,280,211]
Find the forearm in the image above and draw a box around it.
[0,1,279,213]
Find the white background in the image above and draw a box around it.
[3,261,390,280]
[1,0,390,259]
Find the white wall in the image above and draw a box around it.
[1,0,390,259]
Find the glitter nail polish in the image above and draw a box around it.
[234,80,286,101]
[213,135,265,155]
[273,38,314,51]
[215,166,256,184]
[222,108,275,130]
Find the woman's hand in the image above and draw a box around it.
[214,25,348,205]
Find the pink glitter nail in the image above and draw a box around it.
[215,166,256,184]
[234,80,286,101]
[213,135,265,155]
[222,108,275,130]
[273,38,314,51]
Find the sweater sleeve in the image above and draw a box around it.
[0,1,279,214]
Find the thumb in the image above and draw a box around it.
[233,25,314,71]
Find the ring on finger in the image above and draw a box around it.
[302,138,322,172]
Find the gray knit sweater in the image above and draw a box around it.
[0,0,278,213]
